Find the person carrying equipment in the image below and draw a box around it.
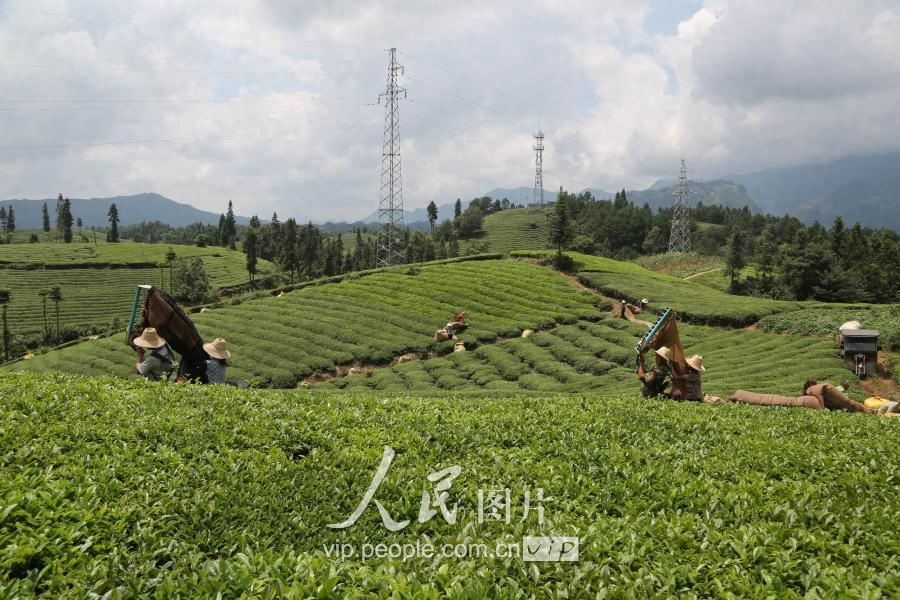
[133,327,175,381]
[637,345,673,398]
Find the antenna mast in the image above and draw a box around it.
[533,129,544,207]
[668,158,691,253]
[376,48,406,267]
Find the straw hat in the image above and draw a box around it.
[203,337,231,360]
[686,354,706,372]
[640,298,649,306]
[133,327,167,349]
[654,345,673,361]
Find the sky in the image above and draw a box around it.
[1,0,899,222]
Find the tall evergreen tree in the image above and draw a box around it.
[245,228,259,282]
[279,218,300,284]
[107,203,120,242]
[427,201,438,233]
[61,198,74,243]
[222,201,237,250]
[454,198,462,218]
[42,202,50,232]
[4,207,13,233]
[546,189,574,259]
[55,194,65,240]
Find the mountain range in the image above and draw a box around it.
[0,193,251,230]
[3,152,898,232]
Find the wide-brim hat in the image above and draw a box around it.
[686,354,706,372]
[654,345,673,361]
[640,298,649,305]
[203,337,231,359]
[134,327,166,349]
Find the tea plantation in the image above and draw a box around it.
[0,241,272,334]
[1,373,897,597]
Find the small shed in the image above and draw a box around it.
[840,328,879,378]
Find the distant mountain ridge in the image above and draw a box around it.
[722,152,900,230]
[0,193,251,229]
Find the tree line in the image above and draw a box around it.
[549,188,899,303]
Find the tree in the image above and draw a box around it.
[38,289,50,340]
[546,189,575,259]
[42,202,51,233]
[5,207,13,233]
[171,257,210,303]
[61,198,73,243]
[453,206,484,239]
[249,214,261,229]
[107,203,120,242]
[726,230,745,288]
[454,198,462,218]
[278,218,300,284]
[56,194,64,239]
[222,201,237,250]
[0,289,9,362]
[49,286,63,342]
[427,201,438,233]
[76,217,82,234]
[165,248,178,291]
[245,228,259,282]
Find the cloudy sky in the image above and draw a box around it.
[1,0,899,221]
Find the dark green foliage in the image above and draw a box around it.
[171,257,210,303]
[106,203,119,242]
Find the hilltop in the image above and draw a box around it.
[0,193,253,229]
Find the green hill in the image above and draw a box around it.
[6,254,890,397]
[0,240,272,337]
[1,372,897,596]
[463,208,546,254]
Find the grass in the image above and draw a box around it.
[0,240,272,335]
[1,372,897,597]
[462,208,547,254]
[757,306,900,351]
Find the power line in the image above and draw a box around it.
[404,75,521,123]
[0,62,382,77]
[0,6,387,51]
[0,124,380,151]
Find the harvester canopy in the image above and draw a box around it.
[126,285,208,382]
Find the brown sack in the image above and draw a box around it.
[730,390,824,409]
[434,329,450,342]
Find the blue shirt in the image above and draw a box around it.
[206,359,227,384]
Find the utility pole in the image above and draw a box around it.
[533,129,545,207]
[668,159,691,253]
[375,48,406,267]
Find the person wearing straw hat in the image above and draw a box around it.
[637,345,673,397]
[203,338,231,384]
[133,327,174,381]
[681,355,706,401]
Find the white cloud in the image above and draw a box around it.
[1,0,899,221]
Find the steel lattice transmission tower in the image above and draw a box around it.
[533,129,544,207]
[376,48,406,267]
[668,158,692,253]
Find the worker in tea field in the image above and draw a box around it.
[675,354,705,401]
[203,338,231,385]
[802,379,870,413]
[133,327,175,381]
[637,345,673,397]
